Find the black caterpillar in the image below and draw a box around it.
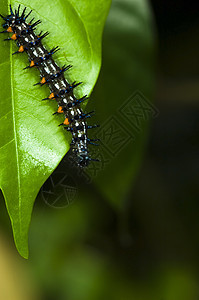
[0,5,99,167]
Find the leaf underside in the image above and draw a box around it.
[0,0,111,258]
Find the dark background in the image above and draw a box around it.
[0,1,199,299]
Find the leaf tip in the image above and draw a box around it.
[15,239,29,259]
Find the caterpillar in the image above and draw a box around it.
[0,4,99,167]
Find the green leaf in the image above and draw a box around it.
[0,0,111,258]
[88,0,156,209]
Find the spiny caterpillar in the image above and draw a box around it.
[0,5,99,167]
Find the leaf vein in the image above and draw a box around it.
[15,88,40,102]
[0,110,12,122]
[0,138,15,151]
[0,60,9,68]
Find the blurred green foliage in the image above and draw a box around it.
[88,0,156,209]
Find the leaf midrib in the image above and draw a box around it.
[9,13,22,234]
